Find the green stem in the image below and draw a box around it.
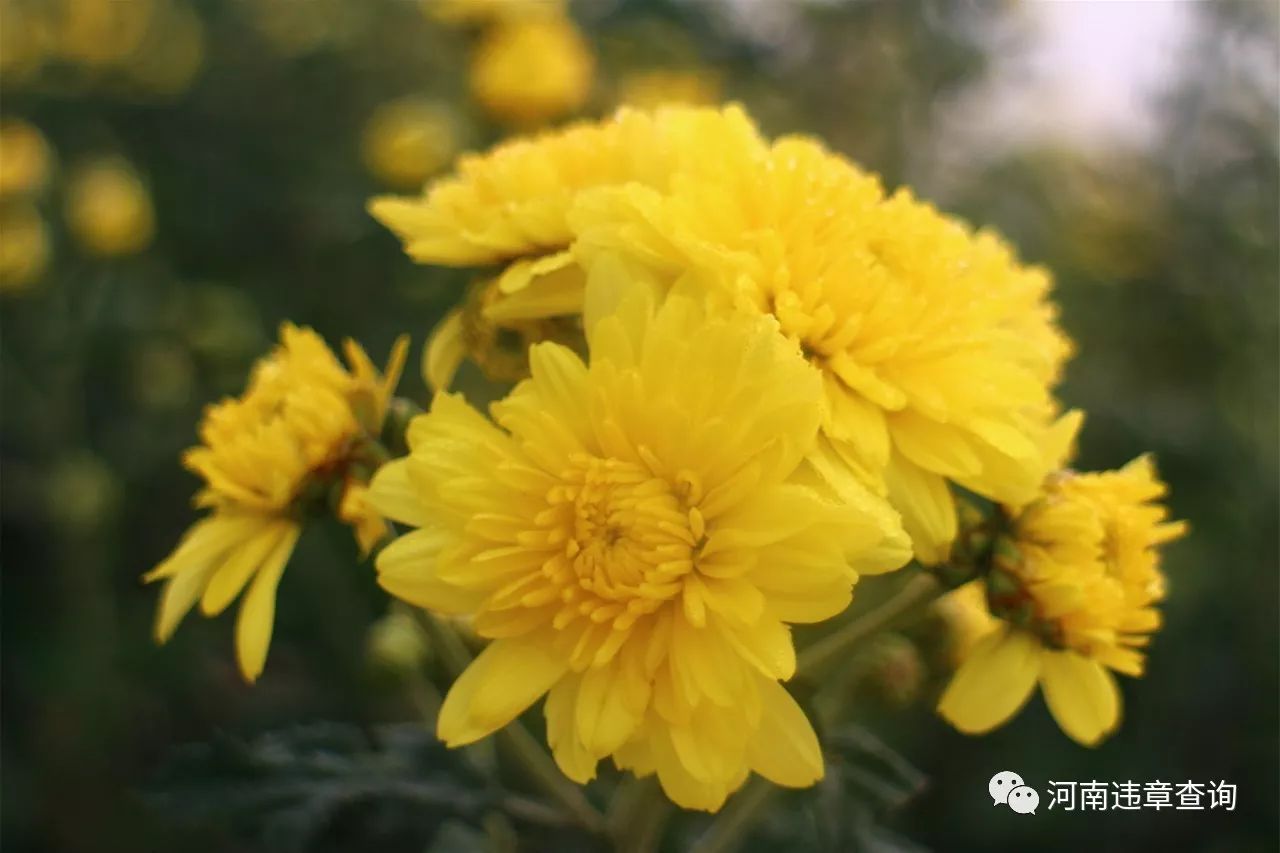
[410,609,606,835]
[797,572,942,681]
[607,776,673,853]
[690,779,775,853]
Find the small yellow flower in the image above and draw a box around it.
[64,159,155,257]
[469,14,594,127]
[937,454,1187,746]
[55,0,155,68]
[0,202,51,292]
[424,0,566,26]
[616,69,721,110]
[144,325,408,682]
[367,268,910,811]
[361,97,461,190]
[0,119,52,198]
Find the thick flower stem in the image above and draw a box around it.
[798,571,943,680]
[409,609,607,835]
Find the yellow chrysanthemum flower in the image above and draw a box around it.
[370,105,762,269]
[64,159,155,257]
[371,105,764,387]
[361,97,461,190]
[367,267,910,811]
[144,324,408,682]
[370,105,1071,562]
[468,14,594,127]
[572,130,1073,563]
[0,119,52,198]
[937,454,1187,746]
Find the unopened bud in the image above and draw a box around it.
[367,607,430,675]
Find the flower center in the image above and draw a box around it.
[539,453,706,669]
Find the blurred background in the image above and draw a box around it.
[1,1,1276,851]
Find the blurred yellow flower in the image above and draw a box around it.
[144,324,408,682]
[469,14,594,126]
[616,69,721,110]
[573,128,1073,564]
[367,269,910,811]
[64,159,155,257]
[122,0,206,96]
[425,0,566,26]
[55,0,155,68]
[0,202,51,292]
[938,454,1187,746]
[367,605,431,674]
[0,0,53,82]
[361,97,461,190]
[0,119,52,197]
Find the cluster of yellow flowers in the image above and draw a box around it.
[0,0,205,96]
[147,104,1184,812]
[1,119,157,294]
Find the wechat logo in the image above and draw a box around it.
[990,771,1039,814]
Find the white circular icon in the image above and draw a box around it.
[988,770,1025,805]
[1008,785,1040,814]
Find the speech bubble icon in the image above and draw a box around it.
[1008,785,1039,814]
[989,771,1025,805]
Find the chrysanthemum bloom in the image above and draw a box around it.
[64,158,155,257]
[469,13,594,127]
[370,105,1070,561]
[571,131,1073,563]
[367,268,911,810]
[144,324,408,681]
[369,105,765,387]
[361,97,461,190]
[937,455,1186,746]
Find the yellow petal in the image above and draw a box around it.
[575,662,647,757]
[422,310,466,392]
[376,528,481,614]
[884,453,957,565]
[437,636,567,747]
[747,679,823,788]
[544,678,599,783]
[937,627,1041,735]
[1039,650,1121,747]
[234,523,301,682]
[366,458,429,528]
[200,520,290,616]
